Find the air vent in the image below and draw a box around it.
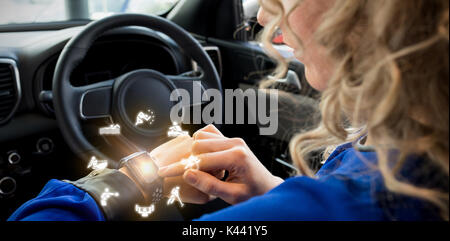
[0,59,21,125]
[203,46,223,79]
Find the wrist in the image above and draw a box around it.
[272,176,284,187]
[66,168,146,220]
[264,175,284,193]
[118,152,164,203]
[119,166,146,198]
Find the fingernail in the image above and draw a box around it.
[184,171,197,184]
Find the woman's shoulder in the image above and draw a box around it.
[285,144,446,221]
[316,143,379,177]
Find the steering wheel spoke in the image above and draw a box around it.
[168,71,209,106]
[76,79,114,120]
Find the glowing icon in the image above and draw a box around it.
[88,156,108,171]
[100,188,119,206]
[135,110,156,127]
[167,122,189,137]
[99,124,121,135]
[135,204,155,218]
[181,155,201,170]
[152,187,163,203]
[167,186,184,207]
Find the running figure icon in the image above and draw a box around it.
[167,186,184,207]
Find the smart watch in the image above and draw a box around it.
[118,151,164,203]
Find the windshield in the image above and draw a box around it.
[0,0,179,26]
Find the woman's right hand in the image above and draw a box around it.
[158,125,284,205]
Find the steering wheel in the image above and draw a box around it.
[53,14,222,168]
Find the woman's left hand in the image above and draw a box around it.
[121,135,212,204]
[151,135,215,204]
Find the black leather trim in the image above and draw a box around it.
[65,169,145,221]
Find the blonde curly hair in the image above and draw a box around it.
[258,0,449,219]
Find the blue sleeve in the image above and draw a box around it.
[8,179,105,221]
[195,175,384,221]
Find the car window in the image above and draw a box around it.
[242,0,259,20]
[0,0,179,25]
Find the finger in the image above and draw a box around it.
[183,169,244,204]
[199,124,224,136]
[169,137,194,160]
[164,176,210,204]
[197,147,245,173]
[152,137,193,167]
[192,138,245,155]
[158,160,226,179]
[193,130,224,140]
[158,161,186,177]
[159,147,243,177]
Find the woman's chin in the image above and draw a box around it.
[304,67,327,92]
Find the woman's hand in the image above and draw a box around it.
[120,135,212,204]
[151,135,215,204]
[158,125,284,205]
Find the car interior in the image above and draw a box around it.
[0,0,321,220]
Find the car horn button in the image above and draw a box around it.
[112,69,178,137]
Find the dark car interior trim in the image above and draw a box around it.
[0,58,22,126]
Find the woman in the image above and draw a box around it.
[9,0,449,221]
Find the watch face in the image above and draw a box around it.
[129,152,160,185]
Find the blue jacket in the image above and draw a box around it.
[8,143,442,221]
